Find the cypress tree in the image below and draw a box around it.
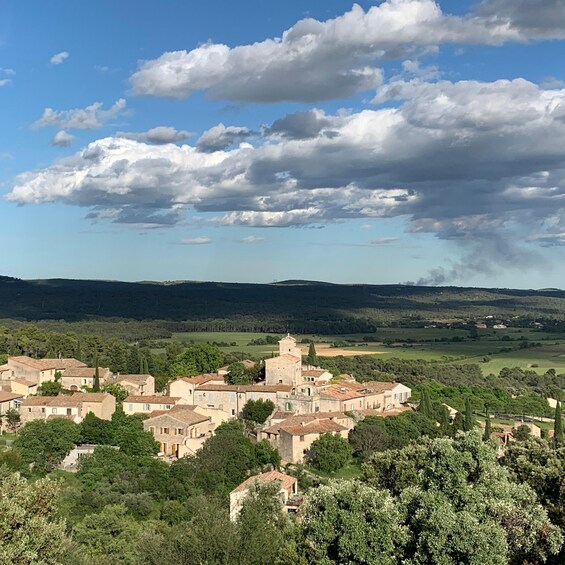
[439,405,451,435]
[554,401,563,445]
[463,397,474,431]
[306,342,318,367]
[93,352,100,392]
[418,389,433,420]
[483,415,492,441]
[452,411,464,435]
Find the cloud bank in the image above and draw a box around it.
[9,78,565,281]
[130,0,565,103]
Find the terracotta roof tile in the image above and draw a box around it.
[125,395,180,404]
[0,391,25,402]
[231,471,297,494]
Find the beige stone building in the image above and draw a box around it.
[123,395,186,416]
[169,374,225,403]
[1,356,86,385]
[10,378,38,397]
[143,405,213,457]
[265,335,302,386]
[60,367,112,391]
[193,384,290,417]
[108,374,155,396]
[0,392,25,430]
[261,412,354,464]
[229,470,299,521]
[19,392,116,424]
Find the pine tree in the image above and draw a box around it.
[306,342,318,367]
[418,390,433,420]
[483,415,492,441]
[93,352,100,392]
[554,401,563,445]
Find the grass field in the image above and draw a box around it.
[157,328,565,376]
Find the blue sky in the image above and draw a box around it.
[2,0,565,287]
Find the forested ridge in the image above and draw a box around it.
[2,276,565,334]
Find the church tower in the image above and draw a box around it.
[279,334,302,359]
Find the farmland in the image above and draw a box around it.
[160,327,565,376]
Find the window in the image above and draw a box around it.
[28,408,32,413]
[299,435,305,442]
[164,404,171,410]
[150,427,155,433]
[143,403,150,411]
[231,409,236,416]
[41,407,45,413]
[176,428,183,435]
[52,408,57,415]
[163,427,169,434]
[128,404,133,412]
[66,408,72,416]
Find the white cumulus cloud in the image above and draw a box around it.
[51,130,75,148]
[33,99,127,130]
[50,51,69,65]
[130,0,565,103]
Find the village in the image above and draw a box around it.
[1,333,552,525]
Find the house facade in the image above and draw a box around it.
[2,356,86,385]
[123,395,186,416]
[60,367,112,391]
[261,412,355,464]
[143,405,213,457]
[109,374,155,396]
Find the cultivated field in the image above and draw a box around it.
[159,327,565,375]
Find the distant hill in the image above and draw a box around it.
[1,276,565,333]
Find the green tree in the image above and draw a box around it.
[439,404,451,435]
[102,383,128,403]
[364,431,563,564]
[307,433,353,473]
[14,418,82,474]
[306,342,318,367]
[301,479,407,564]
[0,470,69,563]
[554,400,563,445]
[80,412,115,445]
[71,504,144,564]
[463,396,475,431]
[225,362,252,385]
[37,379,62,396]
[4,407,20,432]
[170,344,223,377]
[514,424,532,442]
[241,399,275,424]
[235,481,293,565]
[93,354,101,392]
[418,389,434,419]
[483,415,492,441]
[452,411,464,434]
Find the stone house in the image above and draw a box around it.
[143,405,213,457]
[192,384,290,417]
[72,392,116,420]
[229,470,298,522]
[169,374,225,403]
[20,395,82,424]
[261,412,355,464]
[9,378,37,397]
[2,356,86,385]
[19,392,115,424]
[109,374,155,396]
[0,392,25,430]
[123,395,186,416]
[60,367,112,391]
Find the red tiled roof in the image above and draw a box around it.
[125,395,180,404]
[231,470,297,494]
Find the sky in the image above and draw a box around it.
[2,0,565,288]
